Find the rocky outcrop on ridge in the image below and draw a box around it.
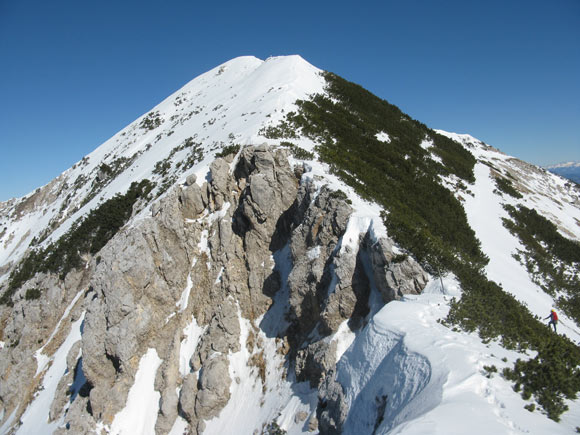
[0,145,429,434]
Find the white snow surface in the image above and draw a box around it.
[16,312,85,435]
[202,310,318,435]
[109,348,163,435]
[353,290,574,434]
[376,131,391,143]
[179,316,205,377]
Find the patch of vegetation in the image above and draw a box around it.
[503,205,580,323]
[182,148,204,171]
[1,180,155,305]
[82,153,141,208]
[275,72,481,277]
[279,141,315,160]
[524,403,536,413]
[482,364,498,378]
[152,137,205,183]
[328,189,351,205]
[98,163,112,177]
[502,337,580,420]
[447,261,580,420]
[504,205,580,265]
[391,254,408,264]
[139,111,162,131]
[494,176,523,199]
[216,144,241,158]
[446,266,540,350]
[262,421,287,435]
[259,120,298,139]
[24,288,42,300]
[156,175,178,197]
[153,158,172,176]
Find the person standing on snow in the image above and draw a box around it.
[545,309,558,332]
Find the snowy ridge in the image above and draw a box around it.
[437,130,580,241]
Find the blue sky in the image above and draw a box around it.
[1,0,578,201]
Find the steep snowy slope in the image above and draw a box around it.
[0,55,324,277]
[1,56,579,435]
[440,132,580,332]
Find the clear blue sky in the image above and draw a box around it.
[1,0,578,201]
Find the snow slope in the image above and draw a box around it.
[440,131,580,340]
[0,55,325,277]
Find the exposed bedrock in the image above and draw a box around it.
[0,145,429,434]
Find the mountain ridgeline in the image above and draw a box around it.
[0,56,579,434]
[264,71,580,421]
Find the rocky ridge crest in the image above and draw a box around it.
[0,145,428,434]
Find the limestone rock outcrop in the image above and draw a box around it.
[366,235,429,302]
[0,145,429,434]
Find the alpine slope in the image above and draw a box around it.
[0,55,579,435]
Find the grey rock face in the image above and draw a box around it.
[209,158,232,211]
[319,243,370,335]
[0,145,430,434]
[295,340,337,388]
[155,331,182,434]
[286,185,354,342]
[195,354,232,421]
[229,145,299,318]
[82,186,196,423]
[180,183,205,219]
[0,268,88,430]
[68,145,305,428]
[179,372,199,423]
[366,235,429,302]
[193,298,240,371]
[317,372,349,434]
[49,340,82,421]
[54,395,96,435]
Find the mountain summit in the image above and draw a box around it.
[1,56,580,434]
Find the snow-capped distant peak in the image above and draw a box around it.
[545,161,580,169]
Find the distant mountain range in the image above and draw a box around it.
[546,161,580,184]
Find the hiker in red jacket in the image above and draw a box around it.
[545,309,558,332]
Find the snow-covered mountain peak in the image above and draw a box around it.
[2,56,580,435]
[0,55,325,272]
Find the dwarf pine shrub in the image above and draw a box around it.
[216,144,241,158]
